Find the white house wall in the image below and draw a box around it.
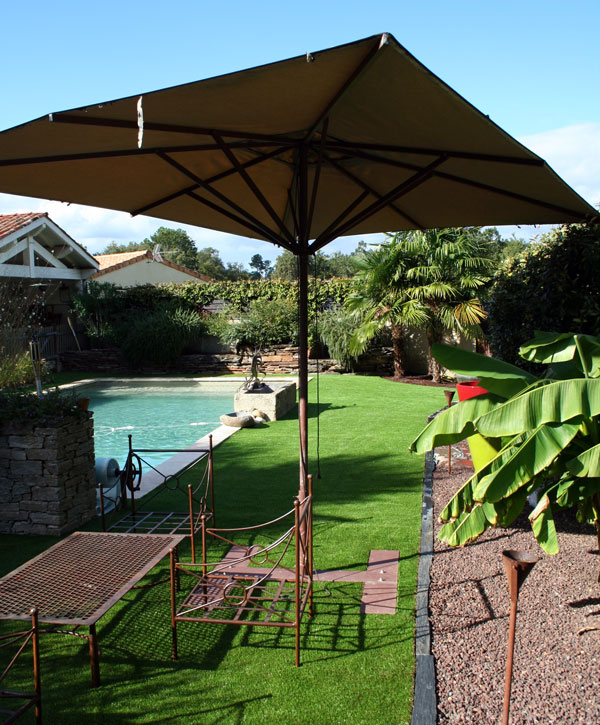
[96,259,203,287]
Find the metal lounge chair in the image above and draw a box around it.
[98,435,215,562]
[170,476,313,666]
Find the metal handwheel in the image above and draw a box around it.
[120,452,143,492]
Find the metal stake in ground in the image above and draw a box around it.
[443,390,455,473]
[501,549,539,725]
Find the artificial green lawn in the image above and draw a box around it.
[0,375,443,724]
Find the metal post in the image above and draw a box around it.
[188,484,195,563]
[297,143,309,502]
[170,549,178,660]
[30,608,41,724]
[294,497,301,667]
[88,623,100,687]
[501,549,539,725]
[208,434,215,526]
[443,390,455,473]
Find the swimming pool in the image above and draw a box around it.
[77,379,240,467]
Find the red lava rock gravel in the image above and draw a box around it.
[430,448,600,724]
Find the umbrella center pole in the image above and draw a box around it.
[297,247,309,501]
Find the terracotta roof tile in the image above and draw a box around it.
[94,250,150,270]
[92,250,213,282]
[0,212,47,240]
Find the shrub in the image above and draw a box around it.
[486,221,600,366]
[0,387,84,425]
[318,304,363,371]
[0,352,48,390]
[121,307,205,368]
[211,299,298,352]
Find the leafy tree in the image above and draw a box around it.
[272,251,298,280]
[411,333,600,569]
[327,250,359,278]
[402,228,495,381]
[102,240,148,254]
[224,262,250,281]
[249,254,273,279]
[195,247,231,280]
[272,250,358,280]
[486,222,600,367]
[346,238,427,378]
[346,228,494,380]
[143,227,200,271]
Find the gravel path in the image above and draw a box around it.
[430,448,600,723]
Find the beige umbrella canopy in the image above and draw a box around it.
[0,33,595,491]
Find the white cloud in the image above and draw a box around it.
[520,122,600,209]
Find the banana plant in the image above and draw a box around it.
[410,332,600,562]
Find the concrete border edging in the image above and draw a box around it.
[412,410,441,724]
[411,448,437,725]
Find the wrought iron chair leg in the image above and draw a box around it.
[88,624,100,687]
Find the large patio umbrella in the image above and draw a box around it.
[0,33,596,496]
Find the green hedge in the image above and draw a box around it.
[485,222,600,366]
[161,278,353,310]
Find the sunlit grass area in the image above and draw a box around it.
[0,375,442,724]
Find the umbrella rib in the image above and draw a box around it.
[0,142,284,168]
[306,119,328,237]
[311,156,447,251]
[212,132,295,245]
[322,138,546,167]
[156,151,287,244]
[311,189,371,249]
[131,146,286,223]
[185,190,294,252]
[323,152,423,229]
[50,113,301,146]
[335,146,593,221]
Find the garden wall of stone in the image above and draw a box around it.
[59,344,395,376]
[0,414,96,536]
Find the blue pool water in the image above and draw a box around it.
[81,380,239,467]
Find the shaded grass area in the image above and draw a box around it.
[0,375,441,724]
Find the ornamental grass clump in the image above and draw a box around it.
[411,331,600,562]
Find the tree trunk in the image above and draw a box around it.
[391,323,405,378]
[426,328,443,383]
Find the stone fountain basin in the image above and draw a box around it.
[234,381,297,421]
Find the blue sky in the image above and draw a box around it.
[1,0,598,265]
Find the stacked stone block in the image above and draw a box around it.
[0,415,96,536]
[60,344,394,376]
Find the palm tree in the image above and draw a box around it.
[403,228,495,381]
[345,236,428,378]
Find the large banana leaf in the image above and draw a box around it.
[439,475,478,522]
[431,343,537,398]
[472,422,581,502]
[475,379,600,437]
[529,494,559,554]
[439,501,498,547]
[520,331,600,378]
[409,392,504,453]
[566,443,600,477]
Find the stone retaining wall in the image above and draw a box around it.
[0,415,96,536]
[59,344,394,376]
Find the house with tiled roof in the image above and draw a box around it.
[0,212,99,323]
[0,212,98,283]
[91,249,212,287]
